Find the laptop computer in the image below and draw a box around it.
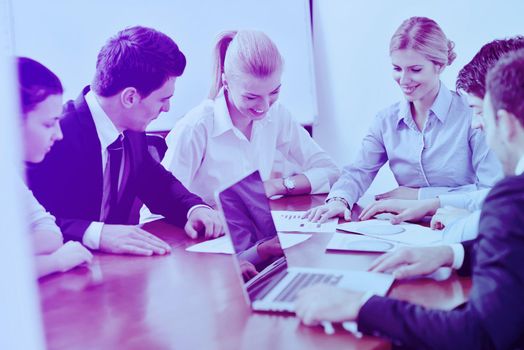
[215,170,394,313]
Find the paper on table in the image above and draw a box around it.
[337,219,443,245]
[326,233,401,253]
[186,233,312,254]
[271,210,338,233]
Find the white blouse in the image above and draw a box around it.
[141,90,339,221]
[19,177,61,235]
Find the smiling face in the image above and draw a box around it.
[223,70,282,124]
[124,77,176,132]
[22,94,64,163]
[391,49,442,104]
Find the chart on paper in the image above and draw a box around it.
[271,210,338,233]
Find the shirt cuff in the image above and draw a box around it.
[442,211,480,243]
[418,186,450,200]
[302,168,329,194]
[438,193,466,208]
[187,204,212,219]
[83,222,104,250]
[448,243,465,269]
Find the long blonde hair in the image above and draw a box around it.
[209,30,283,99]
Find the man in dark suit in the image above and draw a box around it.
[295,51,524,349]
[27,26,222,256]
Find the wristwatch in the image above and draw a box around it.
[283,177,296,193]
[326,197,350,209]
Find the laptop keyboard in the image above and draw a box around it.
[273,272,343,303]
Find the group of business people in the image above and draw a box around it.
[15,14,524,349]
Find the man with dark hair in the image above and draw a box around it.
[456,36,524,130]
[360,37,524,243]
[28,26,223,256]
[456,36,524,98]
[295,50,524,349]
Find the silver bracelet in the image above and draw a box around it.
[326,197,349,209]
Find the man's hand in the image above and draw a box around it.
[295,285,363,325]
[369,246,454,279]
[303,200,351,223]
[375,186,419,201]
[430,207,471,230]
[359,198,440,224]
[185,207,223,239]
[51,241,93,272]
[99,224,171,256]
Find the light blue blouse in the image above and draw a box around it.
[328,83,503,207]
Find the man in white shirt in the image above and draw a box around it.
[27,27,222,256]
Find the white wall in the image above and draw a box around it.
[312,0,524,196]
[11,0,317,130]
[0,0,45,348]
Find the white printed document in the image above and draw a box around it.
[337,219,443,246]
[186,233,312,254]
[326,233,402,253]
[271,210,338,233]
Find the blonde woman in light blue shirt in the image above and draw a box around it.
[307,17,502,223]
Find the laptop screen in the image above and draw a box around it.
[216,171,287,301]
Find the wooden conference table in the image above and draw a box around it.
[39,195,472,350]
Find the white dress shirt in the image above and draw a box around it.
[140,89,339,223]
[438,189,489,243]
[83,91,210,247]
[82,91,122,249]
[450,154,524,269]
[439,189,489,212]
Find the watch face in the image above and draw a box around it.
[284,177,295,190]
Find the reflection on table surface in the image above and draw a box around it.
[39,195,471,350]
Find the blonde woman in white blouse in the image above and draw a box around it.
[142,30,338,222]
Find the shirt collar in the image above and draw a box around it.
[515,155,524,176]
[397,82,452,127]
[85,90,122,149]
[211,89,235,137]
[211,88,273,138]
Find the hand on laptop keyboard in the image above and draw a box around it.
[294,284,364,325]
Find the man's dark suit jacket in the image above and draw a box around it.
[357,173,524,349]
[27,86,205,241]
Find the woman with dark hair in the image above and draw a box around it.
[17,57,92,277]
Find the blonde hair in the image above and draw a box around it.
[209,30,283,99]
[390,17,456,67]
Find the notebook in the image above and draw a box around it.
[215,171,394,312]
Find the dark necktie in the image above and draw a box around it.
[107,135,124,211]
